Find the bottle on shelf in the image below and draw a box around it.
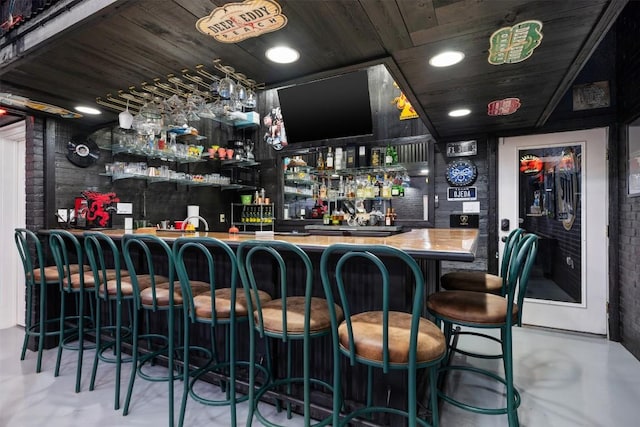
[385,144,394,165]
[385,207,395,226]
[317,150,325,170]
[319,180,327,199]
[326,147,334,170]
[335,147,343,171]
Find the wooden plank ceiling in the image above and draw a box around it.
[0,0,626,138]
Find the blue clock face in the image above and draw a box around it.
[446,159,477,186]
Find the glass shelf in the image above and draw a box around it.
[313,164,407,177]
[100,172,250,190]
[111,146,206,164]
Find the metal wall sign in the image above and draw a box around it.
[447,186,477,201]
[446,140,477,157]
[196,0,288,43]
[572,81,610,111]
[488,97,521,116]
[488,20,543,65]
[450,214,479,228]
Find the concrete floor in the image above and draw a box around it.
[1,325,639,427]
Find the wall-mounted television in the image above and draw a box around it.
[277,70,373,144]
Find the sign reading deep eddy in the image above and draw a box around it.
[488,20,543,65]
[196,0,288,43]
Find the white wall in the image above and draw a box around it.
[0,121,26,329]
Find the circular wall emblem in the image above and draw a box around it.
[446,159,478,186]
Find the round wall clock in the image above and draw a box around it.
[446,159,478,186]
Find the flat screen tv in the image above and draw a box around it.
[277,70,373,144]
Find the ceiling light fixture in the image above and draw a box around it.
[449,108,471,117]
[429,51,465,67]
[265,46,300,64]
[75,106,101,115]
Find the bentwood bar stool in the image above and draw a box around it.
[173,236,271,427]
[83,231,132,410]
[14,228,79,373]
[427,233,538,427]
[320,244,446,427]
[49,229,101,393]
[237,240,341,427]
[440,228,524,295]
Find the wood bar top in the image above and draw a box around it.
[45,228,478,262]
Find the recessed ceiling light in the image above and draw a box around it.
[75,106,101,115]
[449,108,471,117]
[429,51,465,67]
[265,46,300,64]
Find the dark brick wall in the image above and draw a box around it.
[617,1,640,360]
[434,137,489,274]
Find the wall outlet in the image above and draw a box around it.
[219,213,225,223]
[57,209,68,222]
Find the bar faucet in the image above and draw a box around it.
[182,215,209,231]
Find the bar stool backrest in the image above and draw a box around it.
[237,240,314,340]
[320,244,426,372]
[83,231,124,299]
[505,233,539,327]
[499,228,526,291]
[49,230,84,291]
[122,234,175,311]
[15,228,47,287]
[173,236,238,326]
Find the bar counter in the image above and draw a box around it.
[37,227,478,424]
[56,227,478,261]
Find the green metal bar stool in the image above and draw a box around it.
[83,231,133,410]
[320,244,446,427]
[49,229,100,393]
[121,234,210,426]
[173,236,270,427]
[14,228,79,373]
[427,233,539,427]
[237,240,341,427]
[440,228,525,295]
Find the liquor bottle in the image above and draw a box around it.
[326,147,334,170]
[385,144,394,165]
[385,208,393,226]
[335,147,343,170]
[319,180,327,199]
[317,151,325,170]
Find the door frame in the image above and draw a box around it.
[0,120,26,329]
[497,127,609,336]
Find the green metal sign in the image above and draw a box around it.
[488,20,543,65]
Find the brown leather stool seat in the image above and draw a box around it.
[440,271,503,294]
[70,268,129,289]
[139,278,208,306]
[427,290,518,326]
[339,311,445,364]
[258,296,343,335]
[31,264,80,282]
[193,288,272,319]
[101,273,154,297]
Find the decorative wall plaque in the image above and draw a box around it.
[196,0,287,43]
[447,186,477,201]
[572,81,610,111]
[488,97,521,116]
[446,140,477,157]
[391,82,418,120]
[488,20,543,65]
[450,214,479,228]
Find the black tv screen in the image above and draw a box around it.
[277,70,373,144]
